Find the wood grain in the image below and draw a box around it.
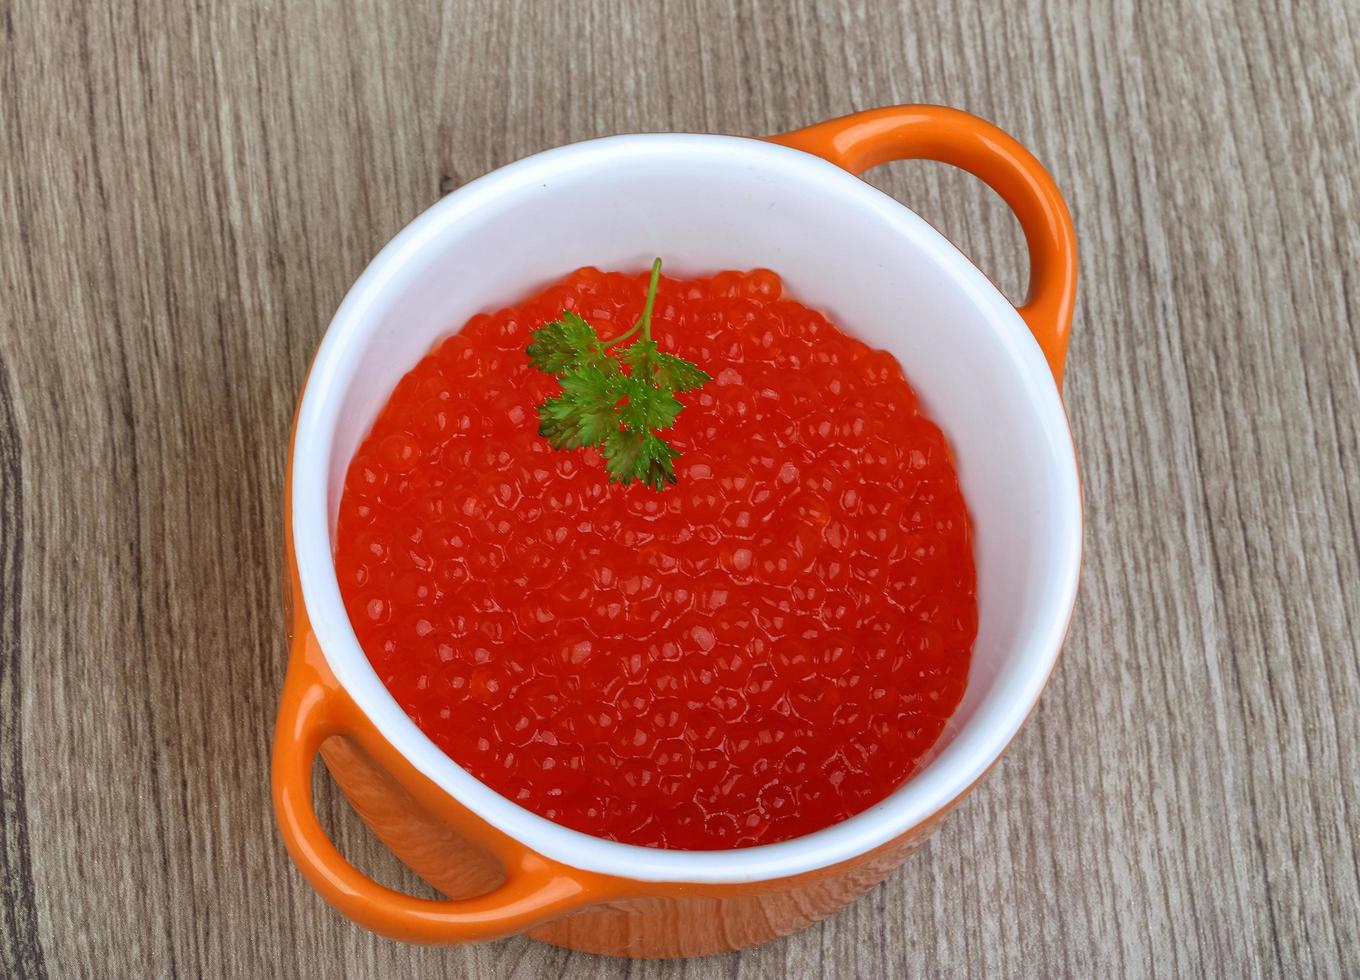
[2,0,1357,976]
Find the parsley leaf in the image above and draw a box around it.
[524,258,709,490]
[603,428,679,491]
[653,352,711,393]
[537,369,623,449]
[526,311,620,377]
[622,338,712,394]
[617,376,683,432]
[526,311,597,373]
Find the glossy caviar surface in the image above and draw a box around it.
[335,268,977,850]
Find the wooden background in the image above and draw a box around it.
[2,0,1357,976]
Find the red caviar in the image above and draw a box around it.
[335,268,977,850]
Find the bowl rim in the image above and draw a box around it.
[289,131,1082,885]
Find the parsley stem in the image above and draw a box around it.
[603,322,640,348]
[636,257,663,342]
[602,257,664,348]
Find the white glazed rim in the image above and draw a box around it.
[290,133,1081,885]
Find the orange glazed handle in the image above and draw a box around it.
[768,105,1078,386]
[271,653,596,943]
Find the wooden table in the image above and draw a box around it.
[2,1,1357,976]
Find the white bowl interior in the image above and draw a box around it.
[292,134,1081,883]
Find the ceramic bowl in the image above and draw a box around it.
[273,104,1080,957]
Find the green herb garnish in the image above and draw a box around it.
[526,258,710,491]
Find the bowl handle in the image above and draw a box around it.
[271,641,605,943]
[767,105,1078,387]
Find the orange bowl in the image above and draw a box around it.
[273,104,1080,956]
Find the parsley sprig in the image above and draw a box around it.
[526,258,710,491]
